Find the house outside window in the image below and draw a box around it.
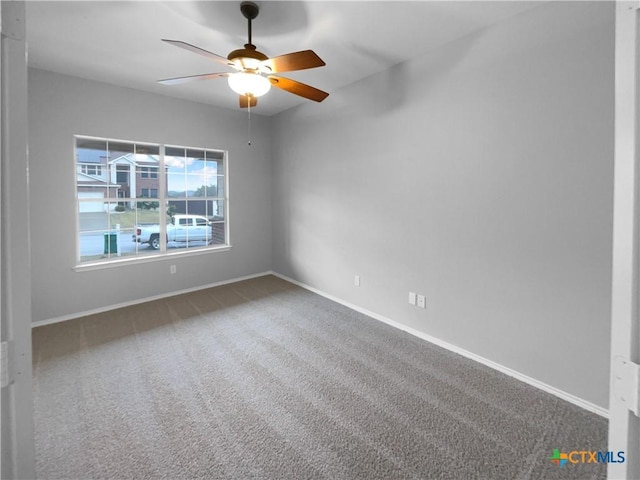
[75,136,229,266]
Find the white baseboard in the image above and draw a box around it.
[271,272,609,419]
[31,271,273,329]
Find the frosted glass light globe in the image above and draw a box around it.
[227,72,271,97]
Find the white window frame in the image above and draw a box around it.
[74,135,231,271]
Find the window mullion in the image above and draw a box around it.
[224,151,229,245]
[159,144,167,253]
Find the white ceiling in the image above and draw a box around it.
[26,1,543,117]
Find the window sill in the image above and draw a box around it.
[73,245,232,272]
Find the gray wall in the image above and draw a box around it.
[271,2,614,408]
[28,68,272,322]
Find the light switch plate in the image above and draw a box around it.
[409,292,417,305]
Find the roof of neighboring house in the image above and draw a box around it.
[109,153,158,166]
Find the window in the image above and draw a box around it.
[80,164,102,176]
[140,167,158,179]
[75,136,228,266]
[116,170,128,184]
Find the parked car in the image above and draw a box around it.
[133,214,211,249]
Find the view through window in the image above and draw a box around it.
[76,136,228,264]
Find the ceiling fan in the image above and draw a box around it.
[158,1,329,109]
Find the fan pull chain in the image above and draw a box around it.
[247,100,252,146]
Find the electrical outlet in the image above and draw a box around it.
[417,294,426,309]
[354,275,360,287]
[170,265,177,275]
[409,292,417,305]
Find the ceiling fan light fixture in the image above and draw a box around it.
[159,2,328,108]
[227,72,271,97]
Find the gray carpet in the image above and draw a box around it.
[32,274,607,479]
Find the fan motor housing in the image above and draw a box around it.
[227,44,268,65]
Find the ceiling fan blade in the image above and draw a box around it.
[158,72,229,86]
[239,95,258,108]
[263,50,325,73]
[268,75,329,102]
[161,39,234,68]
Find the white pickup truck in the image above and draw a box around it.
[133,214,212,250]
